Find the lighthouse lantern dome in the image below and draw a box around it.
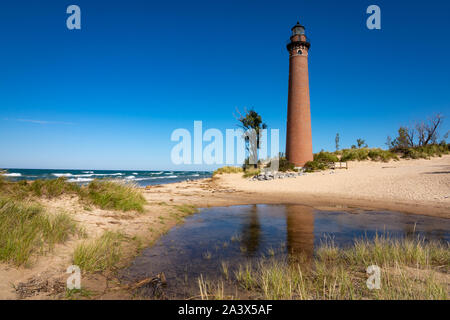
[291,22,305,36]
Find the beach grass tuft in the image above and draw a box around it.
[73,231,124,272]
[0,197,80,266]
[173,204,197,215]
[80,180,146,212]
[213,166,243,176]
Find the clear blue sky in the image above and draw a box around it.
[1,0,449,170]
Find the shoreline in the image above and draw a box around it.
[142,155,450,219]
[0,155,448,299]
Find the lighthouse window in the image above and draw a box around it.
[297,49,302,55]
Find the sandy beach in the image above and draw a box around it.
[144,155,450,218]
[0,155,448,299]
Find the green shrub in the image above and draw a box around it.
[399,144,450,159]
[304,160,328,172]
[314,151,339,163]
[265,158,296,172]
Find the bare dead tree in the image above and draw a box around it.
[423,113,443,146]
[406,126,415,147]
[415,121,426,146]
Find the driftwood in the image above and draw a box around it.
[129,272,166,290]
[15,278,66,299]
[110,272,167,298]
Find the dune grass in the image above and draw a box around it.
[73,231,125,272]
[213,166,243,176]
[304,148,400,172]
[79,180,146,212]
[0,177,147,213]
[0,177,145,267]
[0,197,80,266]
[202,235,449,300]
[243,169,261,178]
[0,177,81,199]
[340,148,399,162]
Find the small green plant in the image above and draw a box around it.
[65,288,96,300]
[174,204,197,215]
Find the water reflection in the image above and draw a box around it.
[240,205,261,256]
[120,204,450,299]
[285,205,315,259]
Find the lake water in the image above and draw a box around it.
[0,168,211,186]
[120,204,450,299]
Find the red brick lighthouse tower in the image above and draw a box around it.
[286,21,313,167]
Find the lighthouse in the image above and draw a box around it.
[285,21,313,167]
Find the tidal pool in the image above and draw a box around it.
[120,204,450,298]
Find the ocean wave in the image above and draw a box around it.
[132,172,138,175]
[164,172,173,175]
[131,176,178,181]
[125,176,135,180]
[68,177,94,183]
[52,173,73,177]
[2,173,22,177]
[190,174,200,177]
[53,172,124,178]
[82,171,94,174]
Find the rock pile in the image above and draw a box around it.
[250,171,305,181]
